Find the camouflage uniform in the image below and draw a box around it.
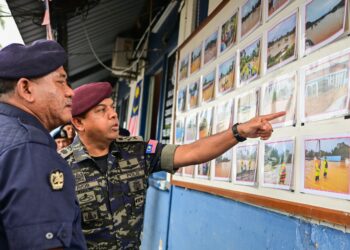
[59,136,177,249]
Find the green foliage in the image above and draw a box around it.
[331,142,349,160]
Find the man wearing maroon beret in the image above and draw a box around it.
[59,81,285,249]
[0,40,86,249]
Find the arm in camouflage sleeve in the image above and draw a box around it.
[173,112,285,168]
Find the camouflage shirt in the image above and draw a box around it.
[59,136,178,250]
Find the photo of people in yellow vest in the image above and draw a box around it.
[263,139,294,189]
[304,136,350,199]
[235,142,258,185]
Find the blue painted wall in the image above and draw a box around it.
[141,185,171,250]
[142,186,350,250]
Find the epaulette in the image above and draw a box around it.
[116,136,144,143]
[58,144,74,158]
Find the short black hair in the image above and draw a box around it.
[0,79,18,95]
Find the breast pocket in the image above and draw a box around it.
[76,181,110,229]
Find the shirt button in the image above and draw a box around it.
[45,232,54,240]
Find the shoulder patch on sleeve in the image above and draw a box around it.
[58,145,73,159]
[116,136,144,143]
[146,139,158,154]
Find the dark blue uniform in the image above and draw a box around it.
[0,103,86,249]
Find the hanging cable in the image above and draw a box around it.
[81,3,165,75]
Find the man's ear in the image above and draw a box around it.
[15,78,35,102]
[71,117,84,132]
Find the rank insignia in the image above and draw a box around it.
[49,169,64,191]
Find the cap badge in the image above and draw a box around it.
[49,169,64,191]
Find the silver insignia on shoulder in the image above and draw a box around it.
[49,169,64,191]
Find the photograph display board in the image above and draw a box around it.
[173,0,350,227]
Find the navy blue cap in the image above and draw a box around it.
[52,126,68,140]
[0,40,67,79]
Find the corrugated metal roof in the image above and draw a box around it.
[6,0,46,43]
[6,0,149,86]
[66,0,146,77]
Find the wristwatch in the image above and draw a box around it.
[231,123,247,142]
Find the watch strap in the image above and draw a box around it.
[231,123,247,142]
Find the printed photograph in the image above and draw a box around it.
[191,44,202,74]
[241,0,262,38]
[218,56,236,95]
[303,136,350,199]
[185,113,197,142]
[175,118,185,144]
[179,54,189,81]
[267,0,291,19]
[302,51,350,122]
[240,38,261,84]
[235,142,258,185]
[199,108,214,140]
[202,70,216,102]
[263,139,295,189]
[220,10,238,53]
[174,168,183,176]
[198,108,214,178]
[188,80,200,109]
[214,100,234,180]
[267,12,297,71]
[236,89,259,123]
[183,165,195,177]
[204,30,218,64]
[177,85,187,113]
[260,74,296,127]
[305,0,347,54]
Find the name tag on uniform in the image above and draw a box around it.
[76,181,99,192]
[146,140,158,154]
[134,195,144,207]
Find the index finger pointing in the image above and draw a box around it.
[260,111,286,121]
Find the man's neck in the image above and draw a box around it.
[1,98,54,130]
[79,135,111,157]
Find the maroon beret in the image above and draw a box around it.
[72,82,112,116]
[0,39,66,79]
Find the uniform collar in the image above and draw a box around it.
[71,136,93,163]
[71,136,120,163]
[0,102,48,131]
